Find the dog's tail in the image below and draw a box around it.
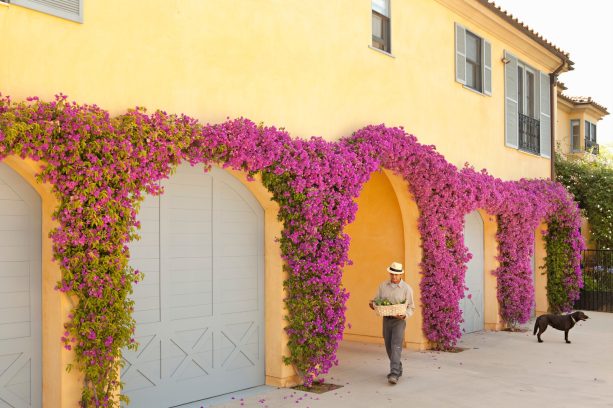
[533,318,539,335]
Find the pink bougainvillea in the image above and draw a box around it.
[0,95,583,406]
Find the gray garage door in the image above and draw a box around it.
[0,164,42,408]
[122,165,265,407]
[460,211,484,334]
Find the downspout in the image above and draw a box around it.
[550,59,566,180]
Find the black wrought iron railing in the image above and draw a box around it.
[585,139,600,155]
[575,249,613,313]
[519,113,540,154]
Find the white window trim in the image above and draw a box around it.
[371,0,391,54]
[570,119,581,153]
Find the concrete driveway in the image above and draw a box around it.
[198,311,612,408]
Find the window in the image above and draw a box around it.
[517,63,537,118]
[372,0,391,53]
[9,0,83,23]
[504,50,551,158]
[571,119,581,152]
[585,120,598,154]
[465,32,482,91]
[516,62,539,154]
[455,24,491,95]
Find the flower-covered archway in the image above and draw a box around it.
[0,95,583,406]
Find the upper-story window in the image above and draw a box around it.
[503,50,551,158]
[465,32,482,91]
[8,0,83,23]
[516,62,540,154]
[454,23,491,95]
[372,0,391,53]
[517,63,537,119]
[585,120,599,154]
[571,119,581,152]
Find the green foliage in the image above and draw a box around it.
[543,219,579,314]
[555,150,613,249]
[373,298,406,306]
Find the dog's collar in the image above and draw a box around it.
[569,314,576,323]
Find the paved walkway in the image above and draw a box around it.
[197,311,612,408]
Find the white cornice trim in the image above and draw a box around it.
[434,0,565,72]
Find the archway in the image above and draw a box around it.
[2,156,76,407]
[341,170,425,349]
[122,163,290,406]
[534,222,548,316]
[0,163,42,407]
[461,211,485,334]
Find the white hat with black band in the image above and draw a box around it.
[386,261,404,275]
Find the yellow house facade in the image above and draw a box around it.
[0,0,575,406]
[556,87,608,159]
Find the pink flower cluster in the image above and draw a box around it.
[0,95,583,403]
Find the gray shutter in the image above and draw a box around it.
[482,40,492,95]
[504,50,519,148]
[539,71,551,158]
[455,23,466,85]
[10,0,83,22]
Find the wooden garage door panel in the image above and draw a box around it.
[460,211,485,334]
[0,164,42,408]
[124,166,264,407]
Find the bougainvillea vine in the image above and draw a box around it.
[0,95,583,406]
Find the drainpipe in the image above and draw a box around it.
[550,59,567,180]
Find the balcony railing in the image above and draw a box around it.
[585,139,600,155]
[519,113,540,155]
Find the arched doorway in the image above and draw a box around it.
[0,163,42,407]
[123,164,265,407]
[342,171,405,342]
[460,211,485,334]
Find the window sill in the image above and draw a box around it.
[516,147,547,159]
[368,45,395,58]
[462,84,489,97]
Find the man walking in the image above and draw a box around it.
[369,261,415,384]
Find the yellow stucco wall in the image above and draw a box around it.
[342,170,429,350]
[0,0,555,181]
[556,101,574,156]
[534,223,549,315]
[480,210,502,331]
[0,0,569,403]
[342,171,405,341]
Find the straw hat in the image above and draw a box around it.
[386,261,404,274]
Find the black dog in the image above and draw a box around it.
[533,311,589,343]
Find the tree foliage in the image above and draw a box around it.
[555,150,613,249]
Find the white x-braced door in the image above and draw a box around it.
[122,165,265,407]
[460,211,485,334]
[0,164,42,408]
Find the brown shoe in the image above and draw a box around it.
[388,375,398,384]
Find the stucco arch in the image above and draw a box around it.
[223,167,297,386]
[341,169,428,351]
[0,158,296,407]
[471,209,503,331]
[2,156,82,408]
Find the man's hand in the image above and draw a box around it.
[369,301,374,310]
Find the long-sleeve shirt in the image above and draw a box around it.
[374,280,416,317]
